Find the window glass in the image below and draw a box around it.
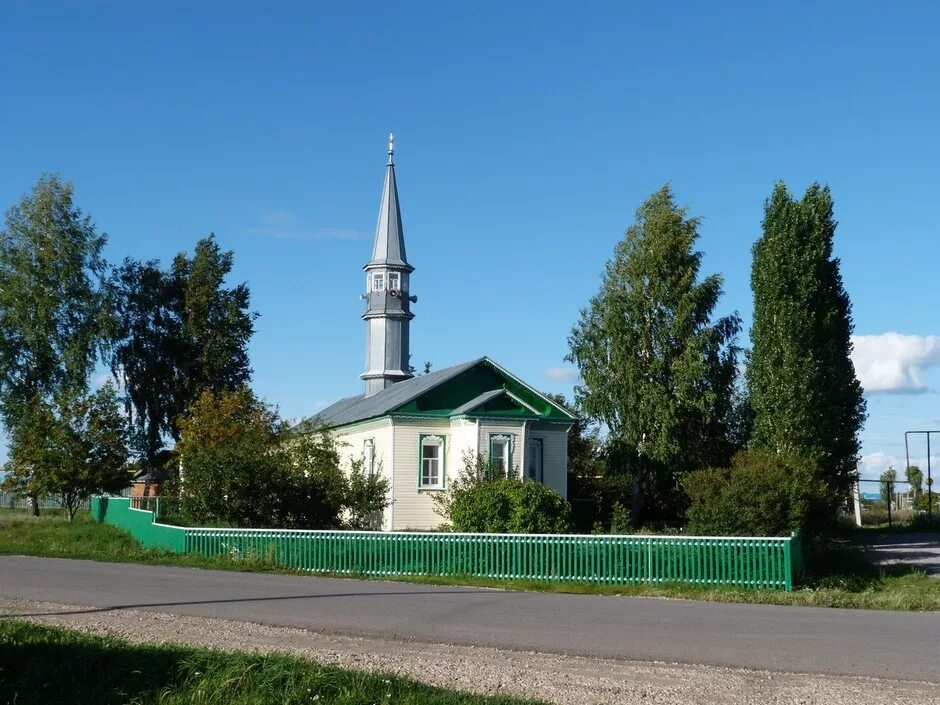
[527,439,543,482]
[420,438,443,488]
[491,439,509,471]
[373,273,385,291]
[388,272,400,290]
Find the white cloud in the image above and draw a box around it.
[851,333,940,394]
[543,367,579,383]
[859,451,940,481]
[244,211,361,241]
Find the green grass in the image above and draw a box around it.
[2,509,939,611]
[0,620,541,705]
[0,509,292,573]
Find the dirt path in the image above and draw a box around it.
[3,598,938,705]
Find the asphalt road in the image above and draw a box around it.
[860,533,940,577]
[1,556,938,682]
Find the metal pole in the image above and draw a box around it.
[903,430,939,523]
[928,433,933,522]
[887,480,892,528]
[905,432,911,483]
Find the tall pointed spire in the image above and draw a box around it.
[361,133,416,396]
[367,132,413,272]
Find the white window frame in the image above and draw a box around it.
[363,439,375,476]
[419,434,445,489]
[372,273,385,292]
[388,272,400,291]
[489,434,512,475]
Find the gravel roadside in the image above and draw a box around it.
[2,598,937,705]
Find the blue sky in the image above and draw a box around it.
[2,1,938,478]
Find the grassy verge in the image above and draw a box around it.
[2,509,939,611]
[0,620,540,705]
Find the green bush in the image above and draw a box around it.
[609,502,632,534]
[436,453,572,534]
[448,478,517,533]
[682,450,827,536]
[508,480,572,533]
[344,459,391,529]
[175,389,287,528]
[174,389,388,530]
[448,478,572,534]
[277,431,348,529]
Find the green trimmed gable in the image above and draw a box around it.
[391,360,572,422]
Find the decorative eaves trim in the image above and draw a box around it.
[481,357,579,420]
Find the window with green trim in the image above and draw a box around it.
[489,433,513,475]
[419,434,445,489]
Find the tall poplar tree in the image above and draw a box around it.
[568,186,741,524]
[170,235,255,419]
[747,182,866,515]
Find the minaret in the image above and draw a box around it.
[361,133,416,396]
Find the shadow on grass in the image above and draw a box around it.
[0,620,539,705]
[1,620,187,705]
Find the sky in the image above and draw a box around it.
[2,1,939,479]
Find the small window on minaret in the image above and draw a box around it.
[388,272,400,291]
[373,273,385,292]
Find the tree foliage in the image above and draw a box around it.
[0,175,115,513]
[175,389,388,529]
[905,465,923,497]
[433,451,572,533]
[112,259,181,466]
[2,383,129,520]
[0,176,111,424]
[747,183,866,519]
[170,236,256,413]
[344,459,391,530]
[567,185,741,524]
[175,388,284,528]
[682,451,828,536]
[113,236,256,468]
[281,431,350,529]
[879,466,897,506]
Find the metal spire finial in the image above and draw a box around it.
[387,132,395,165]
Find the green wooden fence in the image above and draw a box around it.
[91,496,186,551]
[92,497,800,591]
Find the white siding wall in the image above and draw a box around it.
[448,419,479,481]
[390,419,451,530]
[526,422,569,499]
[333,417,571,531]
[332,418,394,530]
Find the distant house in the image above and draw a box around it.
[296,136,575,531]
